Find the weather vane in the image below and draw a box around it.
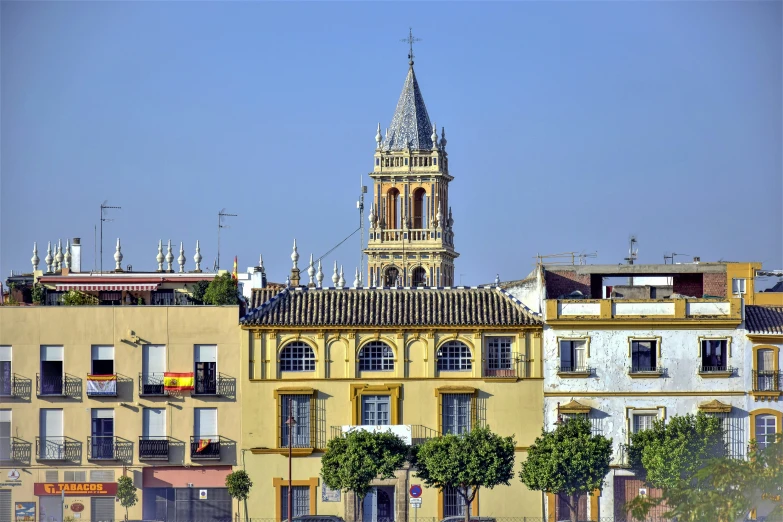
[401,27,421,65]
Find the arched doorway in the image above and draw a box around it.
[412,267,427,286]
[384,266,399,287]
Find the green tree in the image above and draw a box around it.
[190,280,210,304]
[628,411,725,489]
[520,416,613,522]
[321,430,409,522]
[61,290,98,306]
[627,434,783,522]
[225,469,253,522]
[413,426,516,522]
[203,273,239,305]
[116,475,138,521]
[31,283,46,305]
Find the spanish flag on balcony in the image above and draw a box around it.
[163,372,194,391]
[196,438,211,453]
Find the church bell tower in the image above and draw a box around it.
[365,44,458,287]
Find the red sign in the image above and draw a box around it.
[34,483,118,496]
[70,503,85,513]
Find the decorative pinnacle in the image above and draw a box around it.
[258,254,265,271]
[156,240,164,271]
[353,267,360,288]
[316,259,324,288]
[338,265,346,289]
[332,261,339,287]
[178,242,186,273]
[441,127,447,149]
[495,274,500,285]
[375,123,382,146]
[307,254,315,286]
[114,238,123,271]
[401,27,421,66]
[194,240,202,271]
[55,239,64,270]
[291,239,299,269]
[45,241,53,272]
[32,242,40,271]
[65,239,72,269]
[165,240,174,272]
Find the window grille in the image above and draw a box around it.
[281,486,309,520]
[486,337,512,370]
[709,411,745,459]
[64,471,86,482]
[443,486,469,517]
[280,395,311,447]
[358,342,394,371]
[442,394,471,435]
[279,342,316,372]
[437,341,472,371]
[89,470,115,482]
[45,471,58,482]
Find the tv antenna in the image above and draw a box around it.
[216,208,237,271]
[664,252,690,265]
[624,235,638,265]
[100,200,121,272]
[357,179,367,285]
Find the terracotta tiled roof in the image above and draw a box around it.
[241,286,541,327]
[746,305,783,334]
[250,285,287,308]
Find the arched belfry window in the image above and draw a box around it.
[413,188,427,228]
[384,266,400,287]
[279,341,316,372]
[412,267,427,287]
[359,341,395,371]
[437,341,472,371]
[386,188,400,229]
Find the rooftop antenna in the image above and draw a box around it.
[624,235,638,285]
[217,208,237,271]
[100,200,121,273]
[401,27,421,66]
[358,178,367,285]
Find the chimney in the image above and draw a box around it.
[71,238,81,273]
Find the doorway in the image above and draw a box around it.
[362,486,394,522]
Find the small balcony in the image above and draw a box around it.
[36,374,80,398]
[190,436,221,460]
[36,436,80,461]
[192,373,235,397]
[329,425,440,446]
[1,438,32,464]
[628,366,664,378]
[557,365,595,377]
[138,373,168,396]
[483,353,525,379]
[139,437,170,460]
[752,370,782,400]
[86,374,117,397]
[1,374,31,399]
[698,365,736,378]
[88,436,117,460]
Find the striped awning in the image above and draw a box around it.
[56,283,160,292]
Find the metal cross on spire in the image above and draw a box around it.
[401,27,421,66]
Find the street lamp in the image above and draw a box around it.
[554,401,564,426]
[286,397,296,522]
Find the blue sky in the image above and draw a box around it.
[1,1,781,287]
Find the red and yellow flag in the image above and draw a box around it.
[232,256,238,281]
[196,439,211,453]
[163,372,194,391]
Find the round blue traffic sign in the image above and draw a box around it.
[409,485,422,498]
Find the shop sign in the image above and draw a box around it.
[34,482,118,496]
[70,503,85,512]
[7,469,20,481]
[199,490,208,500]
[15,502,35,522]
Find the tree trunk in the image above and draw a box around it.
[571,493,579,522]
[463,485,476,522]
[357,494,364,522]
[244,498,249,522]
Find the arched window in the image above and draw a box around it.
[359,341,394,371]
[386,188,400,229]
[413,187,427,228]
[437,341,472,371]
[412,267,427,287]
[279,342,316,372]
[755,414,777,449]
[384,266,399,287]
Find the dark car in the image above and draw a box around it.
[440,517,496,522]
[292,516,346,522]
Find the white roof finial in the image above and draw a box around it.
[194,240,202,272]
[156,240,164,272]
[114,238,123,271]
[441,126,447,149]
[316,259,324,288]
[165,240,174,272]
[376,123,382,146]
[178,242,186,273]
[32,242,40,272]
[45,241,53,273]
[431,121,438,149]
[291,239,299,269]
[332,261,339,287]
[307,254,315,286]
[353,267,360,288]
[55,239,64,271]
[338,265,345,289]
[65,239,72,269]
[495,274,500,285]
[258,254,265,271]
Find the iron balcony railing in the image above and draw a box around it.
[87,436,118,460]
[139,436,170,460]
[190,435,221,460]
[139,373,168,396]
[557,365,595,375]
[629,366,664,375]
[36,436,80,461]
[753,370,782,392]
[150,291,194,306]
[699,365,735,375]
[483,353,525,379]
[3,438,32,463]
[86,374,117,396]
[36,373,79,397]
[193,373,234,396]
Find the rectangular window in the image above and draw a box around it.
[442,394,471,435]
[0,410,10,461]
[559,340,586,372]
[280,486,309,519]
[361,395,391,426]
[40,346,64,395]
[631,340,657,373]
[708,412,745,459]
[142,345,166,395]
[194,345,217,395]
[732,278,747,295]
[195,408,218,438]
[701,340,727,372]
[485,337,513,377]
[91,409,115,459]
[63,471,86,482]
[91,346,115,375]
[632,413,657,434]
[39,409,64,460]
[280,395,311,448]
[0,346,11,397]
[443,486,469,517]
[755,414,777,449]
